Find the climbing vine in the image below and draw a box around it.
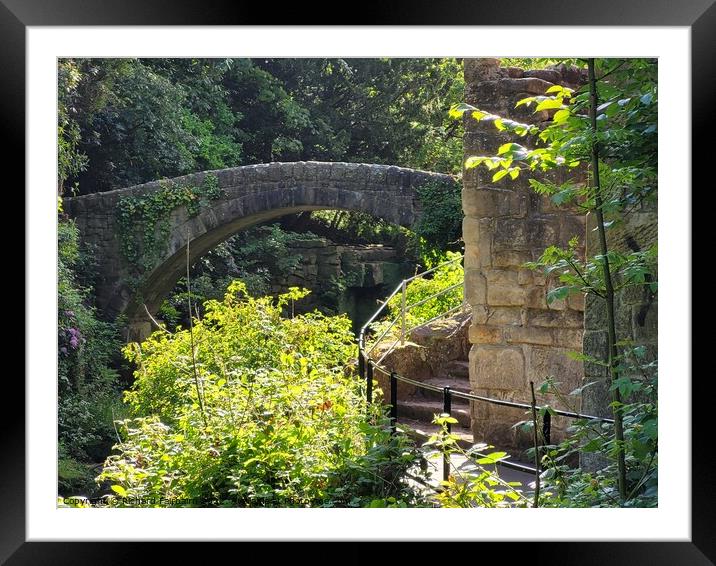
[115,173,222,273]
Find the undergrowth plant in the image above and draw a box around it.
[426,415,529,508]
[92,282,427,507]
[369,250,464,342]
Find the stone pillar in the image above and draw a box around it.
[462,59,587,455]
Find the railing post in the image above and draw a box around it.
[366,360,373,405]
[442,386,452,482]
[400,280,407,345]
[358,349,365,382]
[390,371,398,435]
[542,411,552,446]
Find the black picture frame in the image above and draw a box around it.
[8,1,706,563]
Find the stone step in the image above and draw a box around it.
[413,376,472,404]
[396,399,471,429]
[444,360,470,379]
[397,417,473,449]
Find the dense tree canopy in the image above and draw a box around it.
[59,58,464,195]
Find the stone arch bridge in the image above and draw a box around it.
[64,161,456,337]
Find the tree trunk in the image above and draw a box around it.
[587,58,627,502]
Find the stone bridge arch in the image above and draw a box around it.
[64,161,456,336]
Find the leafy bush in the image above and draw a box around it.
[370,251,464,341]
[58,219,123,463]
[96,282,426,507]
[161,224,318,328]
[413,180,463,262]
[536,346,658,508]
[426,416,528,508]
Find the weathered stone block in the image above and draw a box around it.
[463,58,502,83]
[527,346,582,389]
[472,305,524,327]
[492,250,532,268]
[525,287,548,309]
[526,308,584,328]
[470,344,525,391]
[551,328,583,349]
[469,324,503,345]
[464,269,487,306]
[486,270,525,306]
[517,268,532,285]
[462,187,526,218]
[492,218,559,251]
[523,69,563,84]
[567,292,586,312]
[504,326,553,346]
[498,77,553,95]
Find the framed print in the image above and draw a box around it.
[8,0,708,563]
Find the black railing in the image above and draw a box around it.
[358,352,614,479]
[358,314,614,482]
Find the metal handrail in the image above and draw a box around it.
[402,254,463,284]
[359,255,465,357]
[356,255,614,483]
[404,281,463,311]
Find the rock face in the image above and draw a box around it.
[462,59,587,453]
[270,238,416,325]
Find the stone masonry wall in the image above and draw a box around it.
[580,202,657,470]
[462,59,587,454]
[270,238,415,315]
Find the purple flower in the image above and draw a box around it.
[60,347,68,355]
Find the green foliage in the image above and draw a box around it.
[58,60,89,194]
[371,251,463,339]
[525,238,658,304]
[115,173,222,271]
[536,346,658,507]
[61,58,465,195]
[425,416,528,508]
[162,224,319,327]
[414,179,463,262]
[96,282,426,507]
[500,58,582,70]
[58,216,123,495]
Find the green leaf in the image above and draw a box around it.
[553,109,570,123]
[546,286,574,304]
[515,97,535,107]
[111,485,127,497]
[492,169,509,182]
[448,102,477,119]
[465,156,486,169]
[535,98,565,112]
[476,451,508,464]
[497,142,515,155]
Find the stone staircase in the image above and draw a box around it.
[369,312,474,446]
[397,360,473,445]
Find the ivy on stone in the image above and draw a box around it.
[116,173,222,273]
